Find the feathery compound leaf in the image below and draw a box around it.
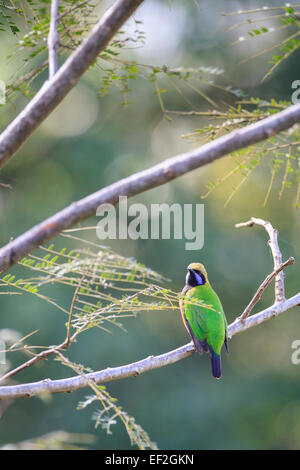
[225,4,300,79]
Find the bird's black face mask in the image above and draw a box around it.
[186,268,206,287]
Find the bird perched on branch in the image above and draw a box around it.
[180,263,229,379]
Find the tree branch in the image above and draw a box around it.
[48,0,60,78]
[0,0,144,168]
[0,292,299,399]
[238,257,294,321]
[0,275,85,384]
[1,217,298,398]
[236,217,287,302]
[1,105,300,274]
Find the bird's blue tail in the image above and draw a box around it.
[209,347,222,379]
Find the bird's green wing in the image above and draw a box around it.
[223,313,229,353]
[183,298,209,343]
[183,285,227,354]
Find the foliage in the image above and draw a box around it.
[1,233,164,448]
[0,430,95,450]
[3,1,299,208]
[200,123,300,208]
[0,229,224,448]
[224,3,300,81]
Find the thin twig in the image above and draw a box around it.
[7,60,49,97]
[0,277,84,384]
[235,217,286,303]
[0,346,59,384]
[58,0,91,21]
[64,273,86,347]
[238,257,294,321]
[279,146,291,201]
[48,0,60,78]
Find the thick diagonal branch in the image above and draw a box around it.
[1,105,300,274]
[0,292,299,399]
[0,0,144,168]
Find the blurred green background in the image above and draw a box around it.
[0,0,300,450]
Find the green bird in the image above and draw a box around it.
[180,263,229,379]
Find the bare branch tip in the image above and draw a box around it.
[235,220,253,229]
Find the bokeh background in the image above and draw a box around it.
[0,0,300,450]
